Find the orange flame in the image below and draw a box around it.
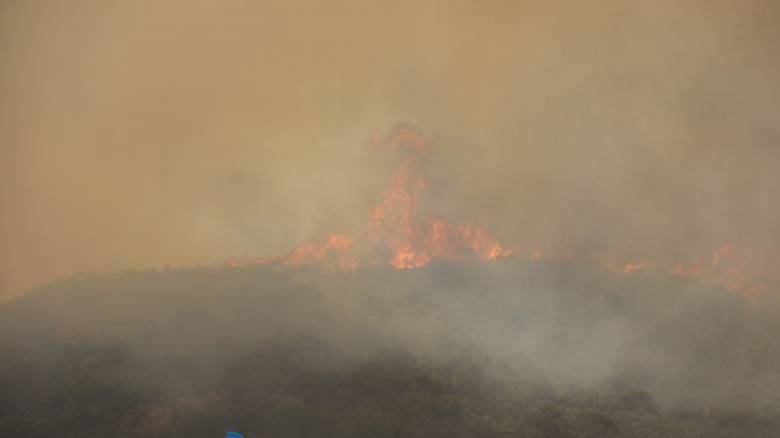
[282,234,353,267]
[673,244,770,303]
[227,125,774,304]
[247,125,516,271]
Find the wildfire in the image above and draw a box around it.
[282,234,354,267]
[601,257,650,276]
[232,125,516,271]
[364,127,519,267]
[226,125,774,304]
[673,244,771,303]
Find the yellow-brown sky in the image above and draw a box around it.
[2,0,779,300]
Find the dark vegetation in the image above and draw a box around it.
[0,262,778,437]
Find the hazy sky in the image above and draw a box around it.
[2,0,779,300]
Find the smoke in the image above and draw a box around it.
[6,5,780,436]
[2,0,779,300]
[3,260,779,417]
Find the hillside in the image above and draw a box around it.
[1,261,778,437]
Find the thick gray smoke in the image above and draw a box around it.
[3,261,779,413]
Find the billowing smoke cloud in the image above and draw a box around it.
[2,1,779,302]
[2,4,780,434]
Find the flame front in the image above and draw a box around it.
[240,126,516,271]
[227,125,775,304]
[673,244,773,303]
[282,234,354,267]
